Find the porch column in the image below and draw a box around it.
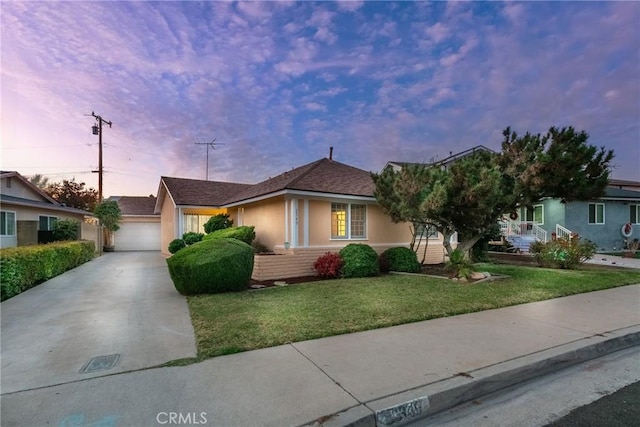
[290,199,298,248]
[284,200,289,245]
[303,199,309,247]
[177,207,183,238]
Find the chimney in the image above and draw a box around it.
[329,146,334,161]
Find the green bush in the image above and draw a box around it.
[182,232,204,245]
[338,244,379,278]
[166,238,254,295]
[380,247,420,273]
[168,239,186,254]
[445,249,474,279]
[203,226,256,245]
[204,213,233,234]
[530,236,597,269]
[0,240,95,301]
[52,219,80,241]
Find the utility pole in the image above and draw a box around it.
[195,139,224,180]
[91,112,112,202]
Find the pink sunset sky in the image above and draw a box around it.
[2,1,638,198]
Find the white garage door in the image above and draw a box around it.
[115,221,161,251]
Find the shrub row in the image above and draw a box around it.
[0,240,95,301]
[314,244,420,279]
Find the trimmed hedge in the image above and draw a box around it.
[166,238,254,295]
[202,226,256,245]
[380,247,420,273]
[339,243,380,278]
[1,241,95,301]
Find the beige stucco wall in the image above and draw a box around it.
[240,197,285,250]
[160,196,177,255]
[306,200,413,247]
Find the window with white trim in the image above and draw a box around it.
[331,203,367,239]
[524,205,544,225]
[39,215,57,231]
[183,214,210,234]
[630,205,640,225]
[588,203,605,224]
[1,211,16,236]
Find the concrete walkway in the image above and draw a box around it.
[0,252,196,394]
[1,281,638,427]
[587,253,640,269]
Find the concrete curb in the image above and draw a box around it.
[306,325,640,427]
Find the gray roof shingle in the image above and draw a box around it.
[161,177,252,207]
[224,158,375,204]
[113,196,160,216]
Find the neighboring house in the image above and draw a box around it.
[0,171,94,248]
[155,156,452,268]
[109,196,161,251]
[386,145,496,171]
[517,187,640,251]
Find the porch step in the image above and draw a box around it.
[506,235,538,253]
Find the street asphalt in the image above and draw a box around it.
[0,252,639,427]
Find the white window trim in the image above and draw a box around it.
[1,210,16,236]
[631,204,640,225]
[330,202,368,241]
[523,205,544,225]
[588,202,605,225]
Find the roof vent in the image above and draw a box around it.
[329,146,334,161]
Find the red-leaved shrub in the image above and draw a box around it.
[313,252,343,278]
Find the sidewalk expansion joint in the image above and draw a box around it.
[289,343,363,405]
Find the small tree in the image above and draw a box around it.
[44,178,99,211]
[94,200,122,248]
[204,213,233,234]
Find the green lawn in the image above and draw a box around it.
[185,264,640,361]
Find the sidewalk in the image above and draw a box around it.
[1,285,639,427]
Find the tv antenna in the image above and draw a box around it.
[195,138,224,180]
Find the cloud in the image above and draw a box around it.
[304,102,327,112]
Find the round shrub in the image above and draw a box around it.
[204,213,233,234]
[338,244,380,278]
[380,247,420,273]
[314,252,343,278]
[202,226,256,245]
[166,238,254,295]
[168,239,186,254]
[182,232,204,245]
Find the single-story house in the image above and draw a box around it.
[516,186,640,251]
[0,171,96,248]
[155,155,453,277]
[109,196,161,251]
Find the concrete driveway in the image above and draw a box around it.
[0,252,196,394]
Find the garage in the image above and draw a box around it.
[109,196,161,251]
[114,221,161,251]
